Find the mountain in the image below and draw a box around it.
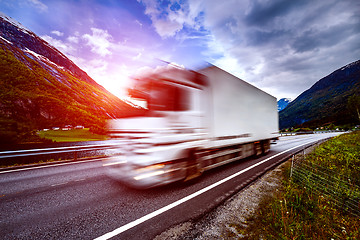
[277,98,291,111]
[0,13,137,143]
[279,60,360,129]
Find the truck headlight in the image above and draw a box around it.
[134,164,166,180]
[102,156,127,167]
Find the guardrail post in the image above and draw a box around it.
[290,155,294,177]
[303,148,305,160]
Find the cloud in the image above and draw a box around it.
[244,0,311,27]
[135,20,143,28]
[138,0,201,38]
[133,62,185,78]
[27,0,48,12]
[41,35,75,56]
[132,52,142,61]
[82,28,113,57]
[83,58,108,74]
[183,0,360,99]
[51,30,63,37]
[67,36,79,44]
[152,19,182,38]
[21,0,359,101]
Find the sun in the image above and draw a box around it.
[91,67,133,99]
[102,77,131,99]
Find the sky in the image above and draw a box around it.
[0,0,359,100]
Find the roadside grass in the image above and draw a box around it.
[238,131,360,239]
[38,128,108,142]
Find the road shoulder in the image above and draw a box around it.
[154,160,288,239]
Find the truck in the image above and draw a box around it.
[103,64,279,188]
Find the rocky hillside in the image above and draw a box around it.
[0,13,137,143]
[279,60,360,129]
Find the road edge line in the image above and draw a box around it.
[94,141,315,240]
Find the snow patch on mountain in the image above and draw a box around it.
[24,48,65,70]
[0,35,12,44]
[277,98,292,111]
[341,60,360,71]
[0,12,32,35]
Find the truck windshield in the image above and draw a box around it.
[129,80,190,112]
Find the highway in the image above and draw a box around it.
[0,132,342,239]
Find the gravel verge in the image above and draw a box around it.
[154,160,289,239]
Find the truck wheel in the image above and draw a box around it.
[254,142,263,156]
[184,151,203,181]
[262,140,270,154]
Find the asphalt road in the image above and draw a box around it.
[0,132,342,239]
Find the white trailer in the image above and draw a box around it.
[103,65,279,188]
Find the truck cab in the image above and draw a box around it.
[103,68,208,188]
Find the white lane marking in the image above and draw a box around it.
[94,141,315,240]
[75,178,86,182]
[51,182,68,187]
[0,159,101,174]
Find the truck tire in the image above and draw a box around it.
[184,150,203,181]
[262,140,270,154]
[254,142,263,156]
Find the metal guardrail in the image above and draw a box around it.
[280,130,345,136]
[0,143,117,158]
[0,143,121,166]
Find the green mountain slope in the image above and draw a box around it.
[279,60,360,129]
[0,14,138,143]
